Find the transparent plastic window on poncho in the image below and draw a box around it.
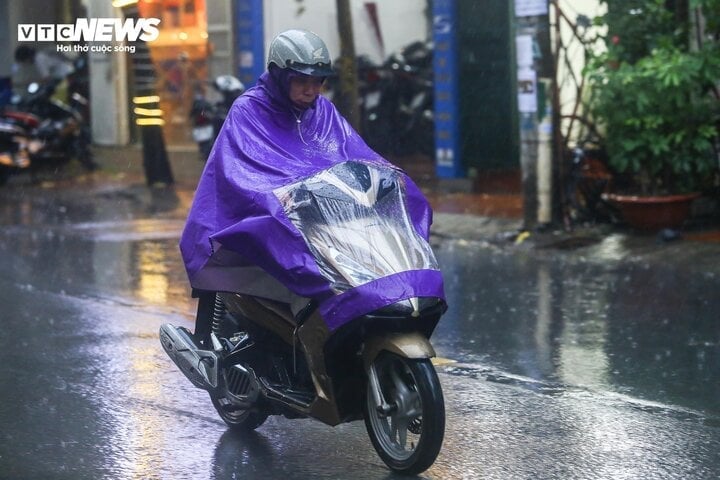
[274,161,439,294]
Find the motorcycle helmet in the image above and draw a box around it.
[213,75,245,95]
[267,29,334,77]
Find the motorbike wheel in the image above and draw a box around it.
[205,311,268,432]
[209,393,268,431]
[363,352,445,475]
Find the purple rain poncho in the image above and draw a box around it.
[180,70,444,331]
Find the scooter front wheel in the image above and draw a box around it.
[363,352,445,475]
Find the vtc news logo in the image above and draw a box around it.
[18,18,160,42]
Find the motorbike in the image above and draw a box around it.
[326,41,435,158]
[0,76,96,182]
[383,41,435,157]
[161,160,447,475]
[190,75,245,160]
[561,116,617,225]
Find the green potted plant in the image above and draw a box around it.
[585,0,720,229]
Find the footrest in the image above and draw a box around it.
[259,377,315,408]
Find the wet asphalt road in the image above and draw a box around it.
[0,177,719,479]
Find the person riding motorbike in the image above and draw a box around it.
[172,31,445,475]
[180,28,439,342]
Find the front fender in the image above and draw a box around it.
[362,332,436,369]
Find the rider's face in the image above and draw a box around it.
[289,74,323,108]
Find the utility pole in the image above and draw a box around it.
[515,1,554,228]
[335,0,361,132]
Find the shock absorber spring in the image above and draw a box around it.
[211,293,227,335]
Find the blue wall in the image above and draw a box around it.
[234,0,265,87]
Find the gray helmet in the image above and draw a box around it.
[267,29,334,77]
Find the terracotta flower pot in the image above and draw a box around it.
[602,192,700,231]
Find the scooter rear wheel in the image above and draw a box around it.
[363,352,445,475]
[204,318,268,431]
[209,392,268,431]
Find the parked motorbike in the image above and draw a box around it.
[326,41,435,158]
[190,75,245,160]
[0,76,96,182]
[382,41,435,157]
[161,161,447,474]
[561,117,618,225]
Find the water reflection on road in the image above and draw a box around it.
[434,239,720,416]
[0,185,197,315]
